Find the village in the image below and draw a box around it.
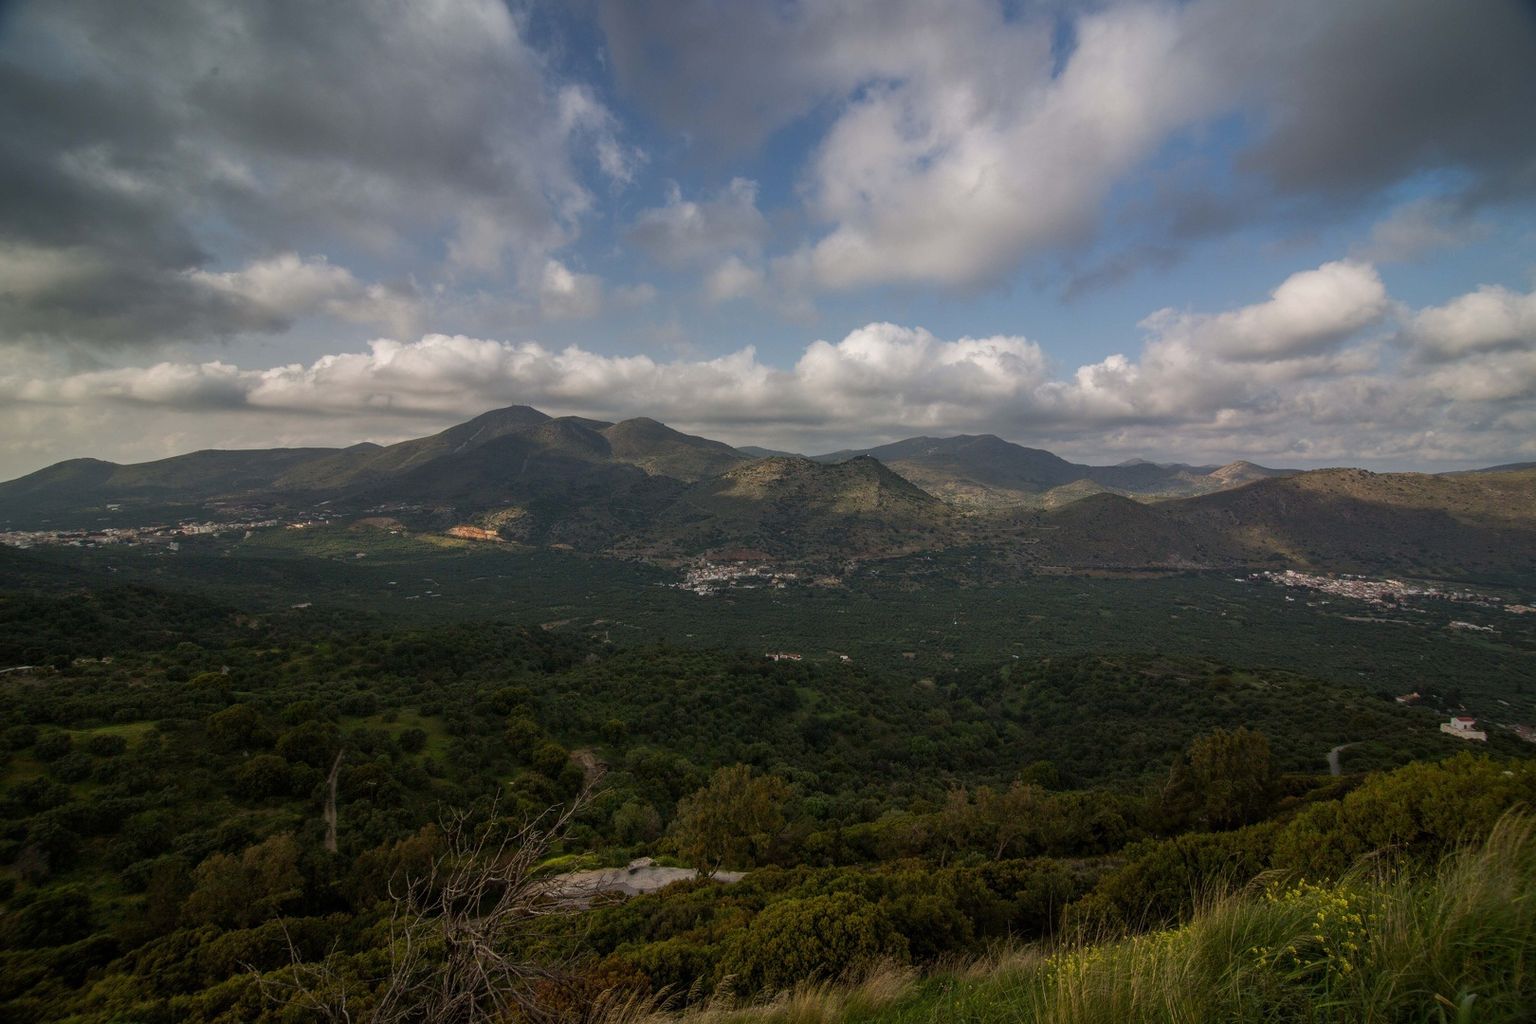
[1251,569,1528,613]
[0,512,338,550]
[673,560,806,596]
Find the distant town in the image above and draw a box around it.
[1252,569,1533,616]
[0,512,340,551]
[672,560,847,596]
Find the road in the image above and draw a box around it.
[1327,743,1356,776]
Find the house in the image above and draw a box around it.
[765,651,802,662]
[1511,724,1536,744]
[1395,691,1421,705]
[1440,716,1487,742]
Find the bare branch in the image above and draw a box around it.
[262,773,605,1023]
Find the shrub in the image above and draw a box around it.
[719,891,908,995]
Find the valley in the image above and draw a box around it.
[3,405,1535,1023]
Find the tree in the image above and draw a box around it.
[208,704,272,753]
[669,764,790,876]
[184,833,303,929]
[612,799,662,844]
[3,883,94,947]
[984,781,1049,859]
[233,754,293,799]
[1162,727,1276,830]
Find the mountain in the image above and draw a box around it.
[1160,468,1536,575]
[1206,460,1295,487]
[1002,468,1536,576]
[737,445,801,459]
[815,435,1297,507]
[622,454,952,559]
[815,435,1081,505]
[272,405,559,490]
[1447,461,1536,475]
[0,406,748,526]
[596,417,747,480]
[0,448,346,519]
[5,407,1535,578]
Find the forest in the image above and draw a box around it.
[2,578,1534,1021]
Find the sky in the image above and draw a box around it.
[2,0,1535,479]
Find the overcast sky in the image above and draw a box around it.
[2,0,1535,478]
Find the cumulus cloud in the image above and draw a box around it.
[0,324,1051,454]
[0,0,634,347]
[1408,285,1536,361]
[1138,261,1389,362]
[602,0,1536,292]
[8,260,1536,476]
[804,3,1214,289]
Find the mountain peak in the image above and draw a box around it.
[461,404,551,430]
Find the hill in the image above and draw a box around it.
[597,417,747,480]
[621,455,953,559]
[816,435,1297,507]
[4,408,1535,579]
[977,467,1536,577]
[0,448,346,521]
[817,435,1081,506]
[0,406,750,532]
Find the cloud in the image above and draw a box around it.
[1227,0,1536,201]
[0,0,634,347]
[188,254,422,339]
[1408,285,1536,362]
[803,3,1215,290]
[1353,199,1491,264]
[1138,261,1389,361]
[601,0,1536,291]
[5,260,1534,475]
[704,257,766,304]
[0,243,421,348]
[537,260,605,320]
[626,178,768,269]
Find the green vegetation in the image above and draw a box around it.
[661,815,1536,1024]
[3,445,1536,1024]
[13,531,1535,716]
[0,570,1531,1021]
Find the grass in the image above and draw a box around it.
[633,814,1536,1024]
[67,721,157,744]
[338,709,451,760]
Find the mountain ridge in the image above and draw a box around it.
[4,404,1534,577]
[813,434,1301,506]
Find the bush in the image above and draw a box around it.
[85,734,128,758]
[2,725,38,751]
[720,891,908,994]
[2,884,94,947]
[32,732,72,762]
[231,755,293,800]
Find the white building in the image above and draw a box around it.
[1440,716,1487,742]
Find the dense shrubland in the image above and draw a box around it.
[0,584,1532,1021]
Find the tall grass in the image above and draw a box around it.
[631,814,1536,1024]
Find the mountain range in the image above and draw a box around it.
[812,434,1298,507]
[3,405,1534,576]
